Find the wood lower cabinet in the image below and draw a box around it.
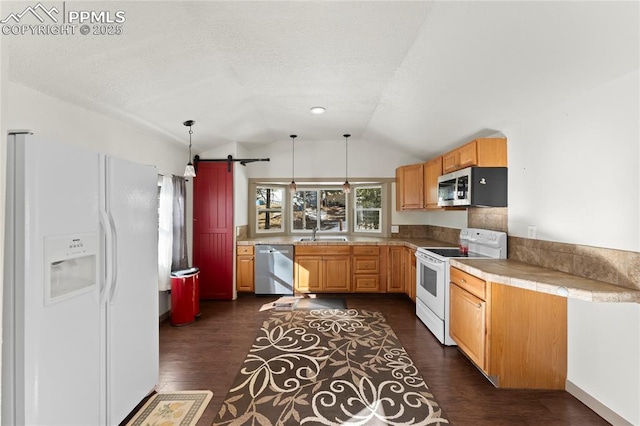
[386,246,405,293]
[295,246,351,293]
[403,247,416,302]
[236,246,255,292]
[352,246,381,292]
[450,282,487,369]
[449,266,567,389]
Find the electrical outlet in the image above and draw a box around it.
[527,226,537,239]
[391,225,399,233]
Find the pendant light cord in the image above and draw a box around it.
[344,134,351,182]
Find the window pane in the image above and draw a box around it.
[356,187,381,208]
[355,187,382,233]
[256,187,283,210]
[257,211,283,231]
[292,190,317,230]
[355,210,380,231]
[320,190,346,231]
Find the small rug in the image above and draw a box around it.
[125,390,213,426]
[213,309,449,425]
[260,296,347,312]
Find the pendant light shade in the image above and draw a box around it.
[183,120,196,179]
[289,134,297,193]
[342,134,351,194]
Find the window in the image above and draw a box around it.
[256,186,284,232]
[292,188,347,233]
[354,186,382,233]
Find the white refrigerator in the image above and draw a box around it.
[2,132,159,425]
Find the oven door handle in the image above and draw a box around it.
[416,253,446,270]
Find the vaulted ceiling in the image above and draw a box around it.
[4,1,638,158]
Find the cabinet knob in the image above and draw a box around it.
[460,278,466,283]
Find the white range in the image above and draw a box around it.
[415,228,507,345]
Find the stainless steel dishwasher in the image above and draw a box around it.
[254,244,294,295]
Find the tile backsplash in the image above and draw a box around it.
[392,225,460,245]
[392,220,640,291]
[467,207,508,232]
[509,236,640,291]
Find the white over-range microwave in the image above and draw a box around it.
[437,166,508,207]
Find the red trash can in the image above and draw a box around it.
[170,267,200,326]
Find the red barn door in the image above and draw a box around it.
[193,162,234,300]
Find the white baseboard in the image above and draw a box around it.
[565,380,633,426]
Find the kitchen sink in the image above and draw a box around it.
[298,237,348,242]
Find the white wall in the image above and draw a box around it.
[505,70,640,252]
[567,299,640,425]
[246,137,421,179]
[6,82,186,176]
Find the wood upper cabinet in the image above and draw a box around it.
[442,138,507,174]
[449,266,567,390]
[236,246,255,293]
[396,163,425,210]
[295,246,351,292]
[423,156,442,210]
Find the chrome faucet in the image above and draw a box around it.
[312,226,318,241]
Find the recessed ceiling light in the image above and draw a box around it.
[310,106,326,114]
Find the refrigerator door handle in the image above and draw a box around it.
[99,210,113,305]
[108,211,119,304]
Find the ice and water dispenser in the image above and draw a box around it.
[44,233,98,305]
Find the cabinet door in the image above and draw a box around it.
[236,255,254,292]
[403,247,416,301]
[424,156,442,209]
[323,256,351,292]
[386,247,405,292]
[396,164,424,210]
[442,151,458,174]
[457,140,478,169]
[450,283,486,370]
[295,256,322,292]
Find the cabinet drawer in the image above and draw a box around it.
[353,257,379,274]
[295,245,351,256]
[237,245,254,255]
[353,275,380,292]
[352,246,380,256]
[450,267,486,300]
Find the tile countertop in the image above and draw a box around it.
[450,259,640,304]
[237,236,455,251]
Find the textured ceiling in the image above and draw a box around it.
[4,1,638,158]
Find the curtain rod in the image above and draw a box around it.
[193,155,270,172]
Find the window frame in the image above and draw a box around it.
[290,186,348,235]
[255,186,285,234]
[249,179,392,238]
[352,185,383,234]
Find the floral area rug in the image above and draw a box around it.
[213,309,449,425]
[125,390,212,426]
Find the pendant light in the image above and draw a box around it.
[183,120,196,179]
[289,135,298,193]
[342,134,351,194]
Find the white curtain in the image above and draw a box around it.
[158,175,174,291]
[171,176,189,271]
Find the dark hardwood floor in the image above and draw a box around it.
[157,294,609,425]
